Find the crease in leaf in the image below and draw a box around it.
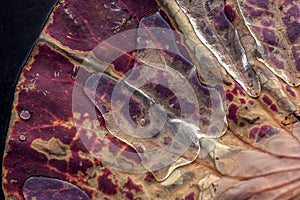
[173,0,261,97]
[83,12,227,181]
[237,0,300,86]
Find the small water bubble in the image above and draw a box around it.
[19,134,26,141]
[64,8,74,20]
[19,84,29,93]
[19,110,31,120]
[110,2,121,11]
[10,179,18,183]
[140,118,146,125]
[42,90,50,96]
[54,71,60,78]
[71,66,79,79]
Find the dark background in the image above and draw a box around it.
[0,0,57,198]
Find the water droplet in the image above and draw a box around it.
[19,134,26,141]
[140,118,146,125]
[22,176,90,200]
[71,66,79,80]
[64,8,74,20]
[42,90,49,96]
[54,71,60,78]
[10,179,18,183]
[110,2,122,11]
[19,110,31,120]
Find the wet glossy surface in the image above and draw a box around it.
[2,0,300,199]
[22,176,90,200]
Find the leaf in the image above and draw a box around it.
[160,0,261,97]
[2,0,300,199]
[83,11,227,181]
[237,0,300,86]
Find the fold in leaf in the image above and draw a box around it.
[223,0,297,112]
[238,0,300,86]
[84,12,227,180]
[172,0,261,97]
[84,73,201,181]
[134,12,227,136]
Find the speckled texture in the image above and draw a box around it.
[3,0,300,199]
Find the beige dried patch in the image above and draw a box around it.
[31,137,70,159]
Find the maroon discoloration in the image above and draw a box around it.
[49,159,68,172]
[262,95,273,105]
[189,71,210,96]
[20,44,75,124]
[121,178,142,200]
[283,0,293,7]
[247,0,269,9]
[261,19,274,27]
[121,146,142,164]
[210,96,221,108]
[98,168,118,195]
[239,98,246,104]
[185,192,195,200]
[3,44,82,196]
[250,127,259,138]
[286,85,296,97]
[249,100,255,105]
[107,134,127,155]
[164,137,172,145]
[292,46,300,71]
[243,3,274,18]
[214,10,231,31]
[270,104,278,112]
[244,5,265,17]
[210,126,220,133]
[224,5,236,23]
[227,104,238,123]
[129,98,142,119]
[239,0,300,87]
[180,98,196,114]
[232,82,246,96]
[113,54,136,75]
[262,28,278,46]
[226,92,234,101]
[205,98,212,108]
[269,51,284,69]
[69,154,93,175]
[200,117,210,125]
[250,125,281,142]
[123,177,142,192]
[258,125,273,137]
[144,172,155,182]
[46,0,159,51]
[286,22,300,43]
[285,5,300,20]
[4,163,66,196]
[169,96,180,110]
[155,84,174,98]
[282,4,300,42]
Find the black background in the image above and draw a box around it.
[0,0,57,198]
